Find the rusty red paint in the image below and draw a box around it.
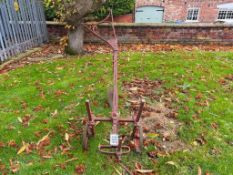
[82,10,144,161]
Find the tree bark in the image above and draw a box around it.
[63,0,107,55]
[67,25,84,54]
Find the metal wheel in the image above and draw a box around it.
[82,124,89,151]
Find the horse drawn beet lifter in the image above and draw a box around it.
[82,10,144,161]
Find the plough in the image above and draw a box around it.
[82,10,144,161]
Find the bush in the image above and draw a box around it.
[43,0,135,21]
[94,0,135,19]
[43,0,56,21]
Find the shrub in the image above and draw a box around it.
[43,0,56,21]
[43,0,135,21]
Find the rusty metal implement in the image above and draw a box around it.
[82,10,144,161]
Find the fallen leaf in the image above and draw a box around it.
[0,142,5,148]
[51,110,58,117]
[10,159,20,173]
[65,157,78,163]
[65,133,69,142]
[41,119,49,124]
[33,105,43,112]
[42,155,52,159]
[17,117,22,123]
[211,122,218,129]
[34,131,41,138]
[146,133,159,139]
[7,125,16,130]
[22,114,31,127]
[166,161,178,168]
[55,90,67,96]
[8,140,17,147]
[17,142,29,155]
[21,101,27,109]
[55,163,66,170]
[75,164,85,174]
[59,144,71,155]
[56,66,64,70]
[37,132,51,147]
[0,162,6,171]
[136,169,154,173]
[135,162,142,170]
[40,91,46,99]
[147,151,158,158]
[129,87,138,91]
[113,166,122,175]
[198,166,202,175]
[195,93,203,100]
[196,134,206,145]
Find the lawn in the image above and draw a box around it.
[0,50,232,175]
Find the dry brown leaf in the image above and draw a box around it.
[75,164,85,174]
[51,110,58,117]
[0,162,6,171]
[135,162,142,170]
[8,140,17,148]
[60,144,71,155]
[42,155,52,159]
[33,105,43,112]
[10,160,20,173]
[65,157,78,163]
[41,119,49,124]
[21,114,31,127]
[40,91,46,99]
[37,132,51,147]
[55,90,67,96]
[0,142,5,148]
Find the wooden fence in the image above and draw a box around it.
[0,0,48,61]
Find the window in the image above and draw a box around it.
[218,10,233,20]
[187,8,199,21]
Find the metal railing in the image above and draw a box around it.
[0,0,48,61]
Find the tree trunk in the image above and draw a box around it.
[67,25,84,54]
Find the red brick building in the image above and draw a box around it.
[135,0,233,23]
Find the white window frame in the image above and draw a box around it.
[186,8,200,22]
[217,9,233,23]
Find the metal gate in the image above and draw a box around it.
[135,6,164,23]
[0,0,48,61]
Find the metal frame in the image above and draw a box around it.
[82,10,145,161]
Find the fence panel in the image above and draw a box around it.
[0,0,48,61]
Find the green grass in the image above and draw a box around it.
[0,50,232,175]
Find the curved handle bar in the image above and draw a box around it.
[82,9,118,50]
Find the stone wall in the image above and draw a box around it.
[47,22,233,45]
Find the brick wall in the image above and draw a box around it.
[47,22,233,45]
[136,0,233,23]
[47,22,67,39]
